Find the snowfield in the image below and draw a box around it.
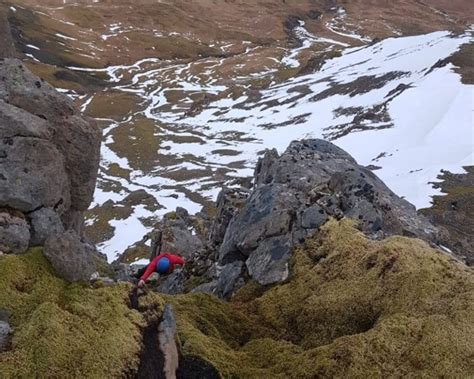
[72,28,473,260]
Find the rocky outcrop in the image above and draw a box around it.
[216,139,439,287]
[166,139,441,296]
[0,15,101,256]
[43,230,96,282]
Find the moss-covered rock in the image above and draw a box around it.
[170,220,474,377]
[1,221,473,377]
[0,248,145,377]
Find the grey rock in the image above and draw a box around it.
[301,205,328,229]
[43,230,96,282]
[61,209,85,236]
[191,281,218,295]
[209,188,249,247]
[156,270,185,295]
[217,139,439,288]
[112,262,134,282]
[154,210,205,260]
[0,212,30,254]
[158,304,179,379]
[246,235,292,285]
[28,208,64,246]
[219,184,298,264]
[164,226,203,259]
[0,102,71,213]
[215,261,245,299]
[0,58,100,215]
[0,309,11,352]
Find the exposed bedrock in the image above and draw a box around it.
[0,15,101,277]
[218,139,439,287]
[177,139,443,297]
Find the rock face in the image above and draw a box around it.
[217,139,439,286]
[43,230,96,282]
[0,16,101,256]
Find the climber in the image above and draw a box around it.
[137,253,185,288]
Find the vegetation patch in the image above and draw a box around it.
[170,220,474,377]
[0,249,144,377]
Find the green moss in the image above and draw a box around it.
[1,221,473,377]
[92,254,116,278]
[169,220,474,377]
[0,249,145,377]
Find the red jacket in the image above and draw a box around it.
[139,253,185,281]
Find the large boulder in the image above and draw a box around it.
[0,59,101,215]
[0,101,71,213]
[0,211,30,254]
[219,139,439,286]
[43,230,96,282]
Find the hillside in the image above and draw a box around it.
[0,1,473,377]
[2,0,472,259]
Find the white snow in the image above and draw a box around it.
[76,28,473,260]
[26,44,40,50]
[55,33,77,41]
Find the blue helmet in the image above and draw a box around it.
[156,257,170,274]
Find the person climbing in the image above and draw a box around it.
[137,252,185,288]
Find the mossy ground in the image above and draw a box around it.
[170,220,474,378]
[0,249,147,377]
[1,221,473,377]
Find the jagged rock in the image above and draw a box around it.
[0,59,101,212]
[28,208,64,246]
[157,209,205,259]
[219,183,298,265]
[218,139,439,286]
[215,261,245,299]
[158,304,179,379]
[246,235,292,285]
[112,261,134,282]
[43,230,96,282]
[0,211,30,254]
[0,308,11,352]
[209,188,249,247]
[156,270,185,295]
